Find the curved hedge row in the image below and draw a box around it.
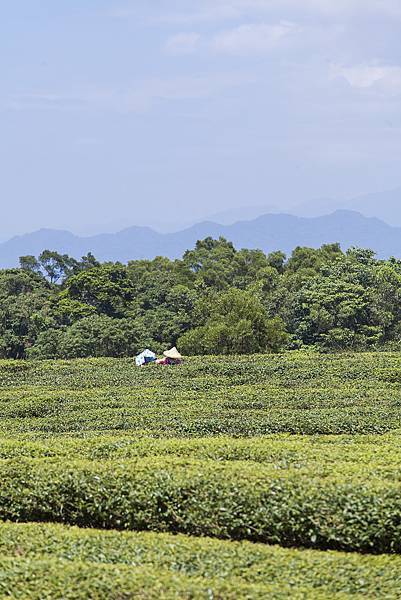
[0,522,400,598]
[1,457,401,553]
[0,434,399,480]
[0,557,278,600]
[2,352,401,388]
[1,406,399,435]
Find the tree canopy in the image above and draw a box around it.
[1,239,400,359]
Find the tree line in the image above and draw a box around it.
[1,238,401,359]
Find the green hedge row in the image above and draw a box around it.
[1,389,401,437]
[0,434,399,482]
[0,557,279,600]
[2,352,401,388]
[1,406,399,435]
[0,457,401,553]
[0,522,400,598]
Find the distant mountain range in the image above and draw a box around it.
[293,187,401,225]
[1,209,401,268]
[208,187,401,227]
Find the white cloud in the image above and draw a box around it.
[165,20,302,58]
[331,63,401,95]
[165,32,201,54]
[211,22,298,55]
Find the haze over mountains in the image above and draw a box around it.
[1,209,401,268]
[1,186,401,267]
[209,187,401,227]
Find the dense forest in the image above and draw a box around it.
[1,238,401,359]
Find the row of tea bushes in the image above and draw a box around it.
[0,557,275,600]
[2,352,401,388]
[0,522,400,598]
[0,434,399,479]
[0,410,399,436]
[0,398,399,436]
[0,456,401,553]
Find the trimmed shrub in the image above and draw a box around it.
[0,522,400,598]
[0,457,400,553]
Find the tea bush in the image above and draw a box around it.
[0,455,400,552]
[0,433,399,477]
[0,557,276,599]
[0,522,399,598]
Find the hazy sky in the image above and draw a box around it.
[1,0,401,237]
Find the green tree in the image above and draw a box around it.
[183,237,237,290]
[178,288,288,355]
[38,250,78,284]
[0,269,52,358]
[19,255,41,274]
[60,264,135,318]
[30,316,142,359]
[267,250,286,274]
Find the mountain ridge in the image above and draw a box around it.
[1,209,400,268]
[204,187,401,228]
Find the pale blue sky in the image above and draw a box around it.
[1,1,401,237]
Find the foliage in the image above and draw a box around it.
[0,269,53,358]
[28,316,143,359]
[0,353,401,436]
[0,522,400,599]
[0,555,273,599]
[178,289,287,355]
[1,450,401,552]
[0,430,399,476]
[2,238,401,357]
[0,354,400,595]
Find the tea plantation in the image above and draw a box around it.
[1,352,401,598]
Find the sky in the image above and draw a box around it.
[1,0,401,238]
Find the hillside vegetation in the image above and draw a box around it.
[2,238,401,359]
[0,353,401,597]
